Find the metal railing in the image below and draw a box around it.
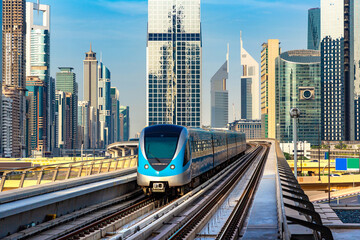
[0,155,138,192]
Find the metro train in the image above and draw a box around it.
[137,124,246,195]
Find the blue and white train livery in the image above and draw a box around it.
[137,124,246,194]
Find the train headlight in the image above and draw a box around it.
[144,164,149,169]
[170,164,175,170]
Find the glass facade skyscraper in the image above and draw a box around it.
[146,0,202,127]
[56,67,78,149]
[241,78,252,120]
[275,50,321,145]
[98,62,111,147]
[211,48,228,128]
[241,33,260,120]
[308,8,321,50]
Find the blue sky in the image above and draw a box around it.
[36,0,319,137]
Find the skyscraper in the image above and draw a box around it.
[98,62,111,147]
[211,47,229,128]
[0,0,3,156]
[25,76,47,156]
[110,87,120,143]
[120,106,130,141]
[26,2,50,155]
[83,44,98,109]
[320,0,357,141]
[241,78,252,119]
[1,96,12,157]
[78,101,90,149]
[240,33,260,120]
[56,67,78,149]
[308,8,321,50]
[2,0,26,157]
[275,50,321,145]
[260,39,280,138]
[55,91,75,150]
[352,0,360,140]
[146,0,202,127]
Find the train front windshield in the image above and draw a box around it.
[145,132,179,162]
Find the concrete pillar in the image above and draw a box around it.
[122,149,126,157]
[131,149,134,156]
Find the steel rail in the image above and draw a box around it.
[56,197,156,240]
[216,144,270,240]
[166,146,265,240]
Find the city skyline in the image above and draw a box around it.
[32,0,317,137]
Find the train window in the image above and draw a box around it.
[183,141,191,166]
[145,132,179,161]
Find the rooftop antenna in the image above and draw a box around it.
[227,43,229,72]
[37,0,40,15]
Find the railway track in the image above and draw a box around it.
[5,189,150,240]
[108,144,265,240]
[165,145,269,240]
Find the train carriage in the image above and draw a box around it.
[137,124,246,195]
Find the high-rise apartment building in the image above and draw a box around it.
[308,8,321,50]
[56,67,77,149]
[275,50,321,145]
[83,44,98,109]
[0,0,2,156]
[25,2,50,155]
[25,76,47,156]
[352,0,360,140]
[320,0,358,141]
[120,106,130,141]
[211,47,229,128]
[98,62,111,147]
[146,0,202,127]
[260,39,280,138]
[2,0,26,157]
[240,33,260,120]
[110,87,120,143]
[1,95,12,157]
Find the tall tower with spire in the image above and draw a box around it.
[83,43,98,108]
[240,31,260,120]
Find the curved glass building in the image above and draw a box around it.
[275,50,321,145]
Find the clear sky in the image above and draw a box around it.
[36,0,319,137]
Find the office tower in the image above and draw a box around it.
[1,96,12,157]
[146,0,202,127]
[240,33,260,120]
[25,2,50,155]
[241,78,252,119]
[55,91,75,150]
[89,106,98,148]
[308,8,321,50]
[98,62,111,147]
[25,76,47,156]
[2,0,26,157]
[120,106,130,141]
[83,44,98,108]
[211,47,229,128]
[275,50,321,145]
[110,87,120,143]
[56,67,78,149]
[321,0,358,141]
[260,39,280,138]
[78,101,90,149]
[228,119,261,139]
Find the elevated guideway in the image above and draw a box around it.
[0,139,334,240]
